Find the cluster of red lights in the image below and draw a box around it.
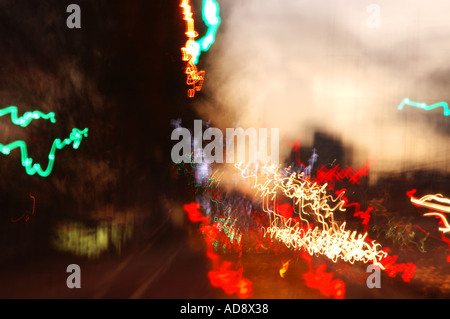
[183,202,252,298]
[173,139,450,298]
[314,162,371,190]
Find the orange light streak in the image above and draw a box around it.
[279,260,290,278]
[180,0,205,97]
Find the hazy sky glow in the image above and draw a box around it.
[197,0,450,179]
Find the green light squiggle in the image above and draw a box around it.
[398,98,450,116]
[0,106,56,127]
[0,128,88,177]
[0,106,88,177]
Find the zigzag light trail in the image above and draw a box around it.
[234,163,387,267]
[0,106,56,127]
[398,98,450,116]
[407,190,450,235]
[175,155,422,295]
[0,106,88,177]
[0,128,88,177]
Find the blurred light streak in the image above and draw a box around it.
[303,264,345,299]
[53,214,134,259]
[193,0,221,64]
[180,0,205,97]
[213,215,242,245]
[235,163,387,267]
[174,149,420,292]
[183,202,209,223]
[398,98,450,116]
[207,250,252,298]
[279,260,290,278]
[0,128,88,177]
[183,201,252,298]
[336,188,373,232]
[378,249,416,282]
[370,218,430,253]
[0,106,88,177]
[0,106,56,127]
[11,193,36,223]
[407,190,450,213]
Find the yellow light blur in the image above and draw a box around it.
[279,260,290,278]
[411,193,450,213]
[234,163,387,268]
